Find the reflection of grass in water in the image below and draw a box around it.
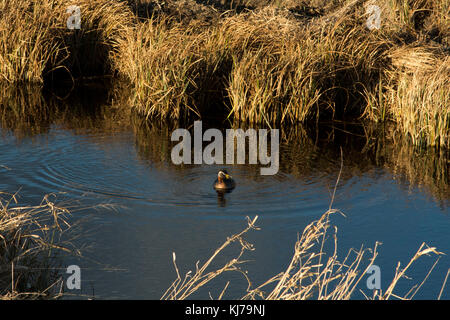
[0,82,133,139]
[277,122,450,208]
[1,84,449,206]
[0,84,52,138]
[1,82,449,204]
[384,143,450,207]
[132,118,450,207]
[132,116,180,170]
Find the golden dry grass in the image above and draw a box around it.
[115,1,449,148]
[386,46,449,148]
[0,192,74,299]
[0,0,448,147]
[0,0,132,83]
[163,210,446,300]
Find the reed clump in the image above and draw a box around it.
[385,46,449,148]
[114,18,211,120]
[226,4,388,124]
[116,0,448,148]
[113,12,257,121]
[0,0,133,83]
[0,192,73,299]
[0,0,64,83]
[115,3,387,123]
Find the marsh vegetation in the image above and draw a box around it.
[0,0,449,299]
[0,0,448,147]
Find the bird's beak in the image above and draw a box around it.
[225,174,231,179]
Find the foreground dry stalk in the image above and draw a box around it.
[162,216,260,300]
[246,211,443,300]
[237,210,377,300]
[0,192,74,299]
[164,210,444,300]
[163,148,445,300]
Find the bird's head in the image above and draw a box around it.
[218,169,231,180]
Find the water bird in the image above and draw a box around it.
[213,169,235,191]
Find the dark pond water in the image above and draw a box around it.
[0,85,449,299]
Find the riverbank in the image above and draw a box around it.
[1,0,449,147]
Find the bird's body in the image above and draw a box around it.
[213,169,235,191]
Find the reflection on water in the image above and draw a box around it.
[0,84,449,299]
[132,118,450,209]
[216,189,234,207]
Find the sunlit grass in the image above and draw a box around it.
[0,192,73,299]
[0,0,132,83]
[115,0,449,148]
[0,0,448,147]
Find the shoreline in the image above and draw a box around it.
[0,0,449,146]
